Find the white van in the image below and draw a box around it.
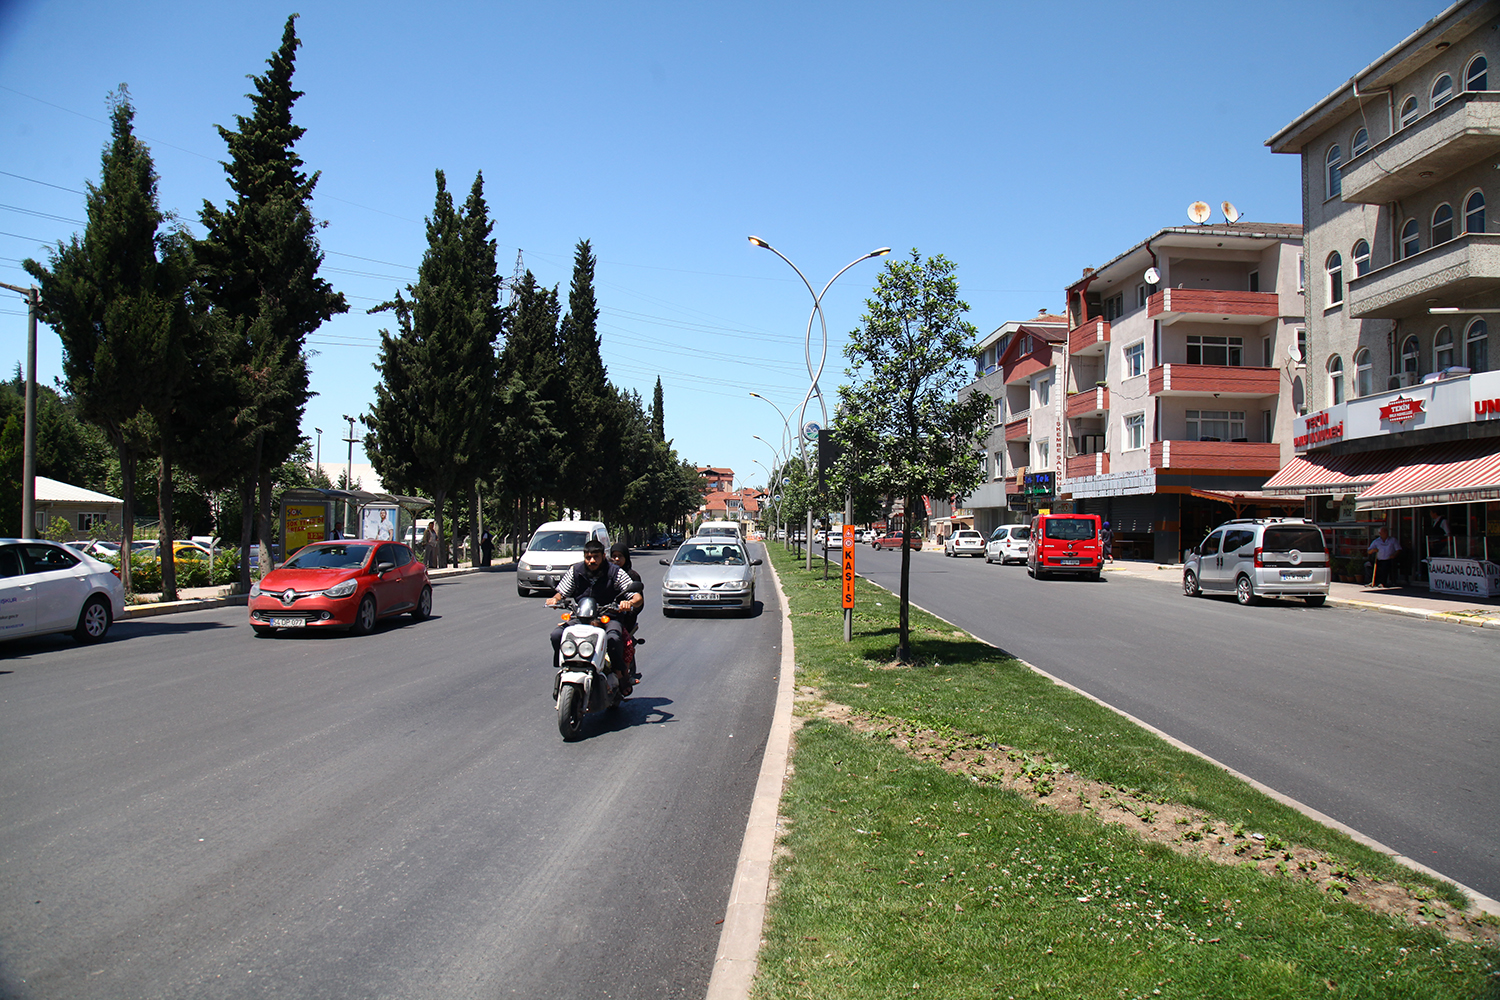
[516,520,611,596]
[696,519,743,540]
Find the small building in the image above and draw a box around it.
[31,476,122,539]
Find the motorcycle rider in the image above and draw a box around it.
[608,542,644,690]
[546,539,642,690]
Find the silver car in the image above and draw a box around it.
[659,539,762,615]
[1183,518,1330,606]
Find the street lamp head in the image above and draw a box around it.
[748,236,770,249]
[870,247,893,258]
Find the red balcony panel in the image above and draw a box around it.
[1066,452,1109,479]
[1065,386,1108,419]
[1004,416,1031,442]
[1149,439,1280,472]
[1068,318,1110,355]
[1147,288,1281,324]
[1147,364,1280,397]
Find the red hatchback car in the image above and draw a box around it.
[870,531,922,551]
[248,541,431,636]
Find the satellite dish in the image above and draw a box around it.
[1188,201,1211,224]
[1287,343,1302,363]
[1222,200,1241,223]
[1144,266,1161,285]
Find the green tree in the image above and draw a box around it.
[492,271,563,540]
[650,377,665,442]
[198,14,347,585]
[833,249,990,662]
[558,240,610,517]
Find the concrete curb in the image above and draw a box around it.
[705,548,797,1000]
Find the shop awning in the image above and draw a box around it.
[1262,450,1405,494]
[1354,439,1500,509]
[1190,488,1308,509]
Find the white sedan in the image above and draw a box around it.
[0,539,125,644]
[943,529,987,557]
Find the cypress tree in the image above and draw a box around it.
[651,377,665,442]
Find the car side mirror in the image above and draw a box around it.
[376,561,395,575]
[751,558,763,566]
[659,558,669,565]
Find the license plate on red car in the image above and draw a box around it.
[270,617,305,628]
[1061,558,1080,566]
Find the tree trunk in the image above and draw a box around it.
[158,438,177,601]
[256,461,274,575]
[469,482,480,569]
[117,446,135,595]
[430,489,446,569]
[897,495,913,663]
[237,471,255,591]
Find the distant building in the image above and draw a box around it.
[33,476,122,538]
[699,487,761,522]
[697,466,734,495]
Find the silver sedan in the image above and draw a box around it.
[659,540,762,616]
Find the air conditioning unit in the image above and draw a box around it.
[1388,371,1416,390]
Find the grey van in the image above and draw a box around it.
[1183,518,1329,606]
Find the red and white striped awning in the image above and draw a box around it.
[1261,449,1405,494]
[1355,439,1500,509]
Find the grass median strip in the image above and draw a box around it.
[753,544,1498,999]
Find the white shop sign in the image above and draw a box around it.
[1427,557,1500,598]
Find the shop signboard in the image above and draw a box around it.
[1023,471,1055,498]
[282,503,328,555]
[1427,557,1500,598]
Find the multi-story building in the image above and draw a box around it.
[1058,223,1306,561]
[1266,0,1500,591]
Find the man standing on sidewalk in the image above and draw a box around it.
[1367,526,1401,588]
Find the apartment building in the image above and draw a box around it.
[1058,223,1306,561]
[1266,0,1500,591]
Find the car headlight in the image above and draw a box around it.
[323,579,358,599]
[560,638,578,658]
[577,639,596,659]
[249,582,261,598]
[664,580,693,591]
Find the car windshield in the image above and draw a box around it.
[529,530,592,551]
[674,542,747,566]
[284,544,371,570]
[957,532,981,541]
[1263,526,1325,553]
[1011,526,1030,540]
[1043,518,1096,541]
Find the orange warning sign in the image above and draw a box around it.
[841,525,856,609]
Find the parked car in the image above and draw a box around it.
[1182,518,1329,607]
[984,524,1030,564]
[248,540,431,636]
[516,520,611,596]
[1027,513,1104,580]
[0,539,125,644]
[943,529,986,557]
[871,531,922,551]
[659,538,761,615]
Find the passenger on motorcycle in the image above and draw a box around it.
[547,539,642,685]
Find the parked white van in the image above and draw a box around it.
[516,520,611,596]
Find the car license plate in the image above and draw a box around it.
[1061,558,1080,566]
[690,592,716,601]
[271,617,305,628]
[1280,570,1312,580]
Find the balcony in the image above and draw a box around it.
[1149,439,1280,472]
[1340,91,1500,204]
[1066,386,1108,419]
[1066,452,1109,479]
[1347,232,1500,319]
[1147,364,1280,398]
[1068,317,1110,355]
[1004,415,1031,442]
[1147,288,1281,325]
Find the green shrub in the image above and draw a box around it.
[127,553,161,594]
[210,550,241,586]
[176,558,211,588]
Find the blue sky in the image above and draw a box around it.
[1,0,1440,494]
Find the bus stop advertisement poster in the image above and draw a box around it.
[362,506,398,540]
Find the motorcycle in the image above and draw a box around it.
[552,595,631,741]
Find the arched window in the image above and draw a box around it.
[1354,348,1373,397]
[1467,318,1489,373]
[1325,252,1343,307]
[1402,218,1421,257]
[1352,239,1371,276]
[1399,95,1420,128]
[1466,190,1485,233]
[1467,54,1488,91]
[1433,203,1455,244]
[1351,127,1370,157]
[1401,335,1421,377]
[1432,73,1455,108]
[1326,145,1342,198]
[1328,355,1345,405]
[1436,326,1455,370]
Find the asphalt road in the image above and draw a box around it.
[851,546,1500,903]
[0,547,783,1000]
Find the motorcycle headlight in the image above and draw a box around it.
[323,578,358,599]
[578,639,596,659]
[560,638,578,658]
[249,582,261,598]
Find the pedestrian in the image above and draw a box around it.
[480,527,494,567]
[422,524,438,567]
[1367,525,1401,587]
[1100,520,1113,562]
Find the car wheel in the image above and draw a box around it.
[1304,595,1326,607]
[410,585,432,619]
[1183,570,1200,597]
[1235,575,1258,606]
[74,596,111,643]
[351,594,378,635]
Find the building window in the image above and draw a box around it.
[1036,377,1051,407]
[1297,252,1305,291]
[1187,335,1243,366]
[1262,335,1273,368]
[1467,318,1489,373]
[1248,269,1260,292]
[1020,334,1031,355]
[994,397,1003,425]
[1103,292,1124,321]
[1136,283,1148,309]
[1433,203,1455,244]
[1354,347,1373,397]
[1186,409,1245,442]
[1467,54,1488,91]
[77,512,106,531]
[1351,127,1370,157]
[994,450,1004,479]
[1125,341,1145,377]
[1325,144,1342,198]
[1124,413,1145,451]
[1401,219,1421,258]
[1263,410,1273,443]
[1466,190,1485,233]
[1035,438,1051,471]
[1402,335,1421,377]
[1352,239,1371,276]
[1297,329,1307,364]
[1432,73,1455,109]
[1399,95,1419,128]
[1328,355,1345,405]
[1325,252,1343,306]
[1436,326,1455,370]
[978,452,988,479]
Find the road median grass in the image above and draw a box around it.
[753,543,1497,1000]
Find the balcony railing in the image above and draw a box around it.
[1148,439,1280,472]
[1340,91,1500,204]
[1066,452,1109,479]
[1147,288,1282,325]
[1147,364,1280,397]
[1004,416,1031,442]
[1347,232,1500,319]
[1068,317,1110,355]
[1065,386,1108,419]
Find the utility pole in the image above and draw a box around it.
[1,282,40,537]
[342,414,357,535]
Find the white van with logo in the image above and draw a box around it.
[516,520,611,596]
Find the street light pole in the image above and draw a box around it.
[342,414,357,536]
[1,282,39,537]
[315,427,323,482]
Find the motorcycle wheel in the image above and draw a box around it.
[558,685,584,741]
